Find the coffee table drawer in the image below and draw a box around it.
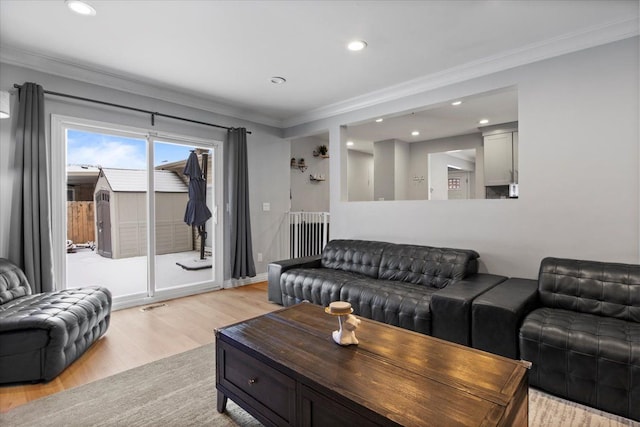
[218,341,296,425]
[301,384,381,427]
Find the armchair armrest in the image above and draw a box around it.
[471,278,539,359]
[267,256,322,304]
[431,273,507,346]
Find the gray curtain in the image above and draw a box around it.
[227,127,256,279]
[8,82,54,293]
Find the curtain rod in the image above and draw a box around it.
[12,83,251,134]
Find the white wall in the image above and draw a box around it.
[290,135,330,212]
[372,138,410,201]
[0,63,290,279]
[373,140,395,201]
[428,153,451,200]
[347,150,373,201]
[284,37,640,279]
[395,140,410,200]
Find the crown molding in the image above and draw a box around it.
[0,44,284,129]
[282,16,639,128]
[2,14,637,131]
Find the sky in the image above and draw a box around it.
[66,129,202,169]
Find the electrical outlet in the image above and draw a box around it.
[257,253,263,262]
[262,202,270,211]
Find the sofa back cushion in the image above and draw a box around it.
[538,257,640,322]
[0,258,33,305]
[321,240,391,279]
[378,244,479,288]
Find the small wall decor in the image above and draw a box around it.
[325,301,361,345]
[291,157,308,172]
[313,145,329,157]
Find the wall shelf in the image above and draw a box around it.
[291,158,307,172]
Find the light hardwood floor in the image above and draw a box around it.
[0,282,278,413]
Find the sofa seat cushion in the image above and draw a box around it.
[340,279,438,334]
[520,307,640,419]
[0,286,112,383]
[280,268,369,307]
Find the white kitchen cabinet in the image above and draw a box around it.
[484,132,517,186]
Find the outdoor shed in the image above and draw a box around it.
[94,168,192,259]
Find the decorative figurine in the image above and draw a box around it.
[325,301,361,346]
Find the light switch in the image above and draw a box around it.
[262,202,270,211]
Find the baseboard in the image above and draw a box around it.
[112,283,222,311]
[223,272,268,289]
[110,273,267,310]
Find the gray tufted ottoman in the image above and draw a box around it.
[0,258,112,384]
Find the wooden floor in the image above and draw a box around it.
[0,282,278,413]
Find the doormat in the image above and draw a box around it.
[176,258,212,270]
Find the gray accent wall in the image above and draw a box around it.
[284,37,640,279]
[1,37,638,281]
[0,63,290,280]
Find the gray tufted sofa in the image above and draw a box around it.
[0,257,112,384]
[268,239,507,346]
[472,257,640,421]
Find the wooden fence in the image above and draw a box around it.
[67,201,95,244]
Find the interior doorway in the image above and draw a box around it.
[448,171,471,200]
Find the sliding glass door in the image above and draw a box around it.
[52,116,222,308]
[152,140,217,293]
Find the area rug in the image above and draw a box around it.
[1,344,636,427]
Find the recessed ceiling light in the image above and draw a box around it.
[411,131,420,136]
[375,118,383,123]
[270,76,286,84]
[347,40,367,51]
[479,119,489,125]
[451,101,462,106]
[66,0,96,16]
[346,141,354,146]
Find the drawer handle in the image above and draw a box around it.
[248,378,257,385]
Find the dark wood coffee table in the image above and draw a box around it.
[216,303,528,426]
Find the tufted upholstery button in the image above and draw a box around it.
[0,258,112,384]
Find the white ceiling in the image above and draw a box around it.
[344,86,517,152]
[0,1,638,129]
